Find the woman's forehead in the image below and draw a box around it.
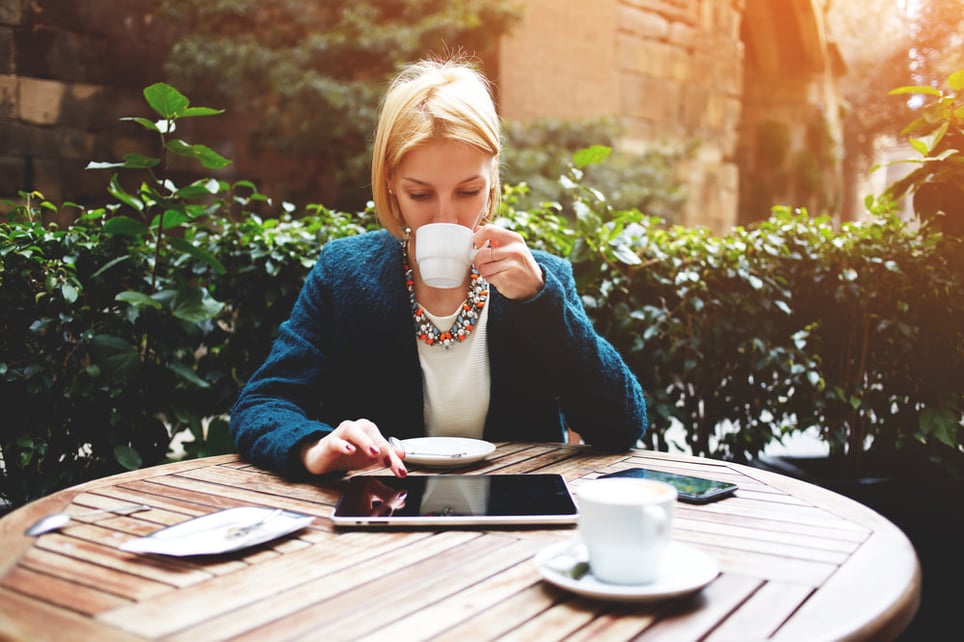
[396,139,495,182]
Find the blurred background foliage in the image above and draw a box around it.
[159,0,522,211]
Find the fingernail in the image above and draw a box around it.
[369,445,380,456]
[398,466,408,478]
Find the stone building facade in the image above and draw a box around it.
[0,0,172,211]
[1,0,845,233]
[498,0,845,231]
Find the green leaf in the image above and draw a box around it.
[152,209,190,230]
[909,137,929,156]
[947,70,964,92]
[167,360,210,388]
[119,153,161,169]
[920,406,960,448]
[572,145,612,169]
[116,291,163,310]
[168,237,227,274]
[170,286,225,323]
[61,283,79,304]
[166,139,232,170]
[611,244,641,265]
[144,82,189,119]
[103,216,148,237]
[114,444,143,471]
[180,106,225,117]
[175,180,219,199]
[91,255,130,278]
[888,85,942,97]
[120,116,161,132]
[89,334,140,381]
[108,175,145,212]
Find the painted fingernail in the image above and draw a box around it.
[369,445,380,456]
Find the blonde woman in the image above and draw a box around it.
[230,57,648,478]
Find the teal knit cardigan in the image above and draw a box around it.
[230,229,648,477]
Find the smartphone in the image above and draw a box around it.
[598,467,738,504]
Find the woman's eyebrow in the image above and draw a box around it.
[400,175,485,186]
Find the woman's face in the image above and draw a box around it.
[389,139,494,232]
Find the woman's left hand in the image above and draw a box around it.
[473,225,544,300]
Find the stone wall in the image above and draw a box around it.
[498,0,843,232]
[0,0,172,211]
[498,0,745,232]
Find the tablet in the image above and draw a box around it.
[331,474,579,528]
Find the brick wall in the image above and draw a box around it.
[498,0,842,233]
[498,0,746,232]
[0,0,173,214]
[497,0,620,121]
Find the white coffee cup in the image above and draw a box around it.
[415,223,479,289]
[576,477,677,585]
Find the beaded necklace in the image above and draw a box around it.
[402,241,489,349]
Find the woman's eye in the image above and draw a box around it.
[408,193,431,201]
[459,190,482,198]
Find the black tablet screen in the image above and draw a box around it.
[331,474,578,527]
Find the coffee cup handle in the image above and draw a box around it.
[643,505,670,538]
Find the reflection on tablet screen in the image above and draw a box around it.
[332,474,578,526]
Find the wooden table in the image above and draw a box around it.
[0,443,920,641]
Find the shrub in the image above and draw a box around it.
[503,160,964,479]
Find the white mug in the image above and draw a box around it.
[415,223,479,289]
[576,477,676,585]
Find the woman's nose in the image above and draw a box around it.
[435,199,459,223]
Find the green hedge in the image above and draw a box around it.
[503,153,964,481]
[4,170,962,508]
[2,87,962,508]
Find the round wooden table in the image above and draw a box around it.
[0,443,920,641]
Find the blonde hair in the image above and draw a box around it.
[371,57,502,237]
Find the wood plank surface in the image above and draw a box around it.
[0,445,920,642]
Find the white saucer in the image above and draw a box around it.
[534,539,719,602]
[399,437,495,467]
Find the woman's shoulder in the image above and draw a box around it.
[321,229,396,260]
[309,229,401,294]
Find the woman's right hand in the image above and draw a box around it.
[300,419,407,477]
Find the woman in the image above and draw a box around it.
[230,57,648,479]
